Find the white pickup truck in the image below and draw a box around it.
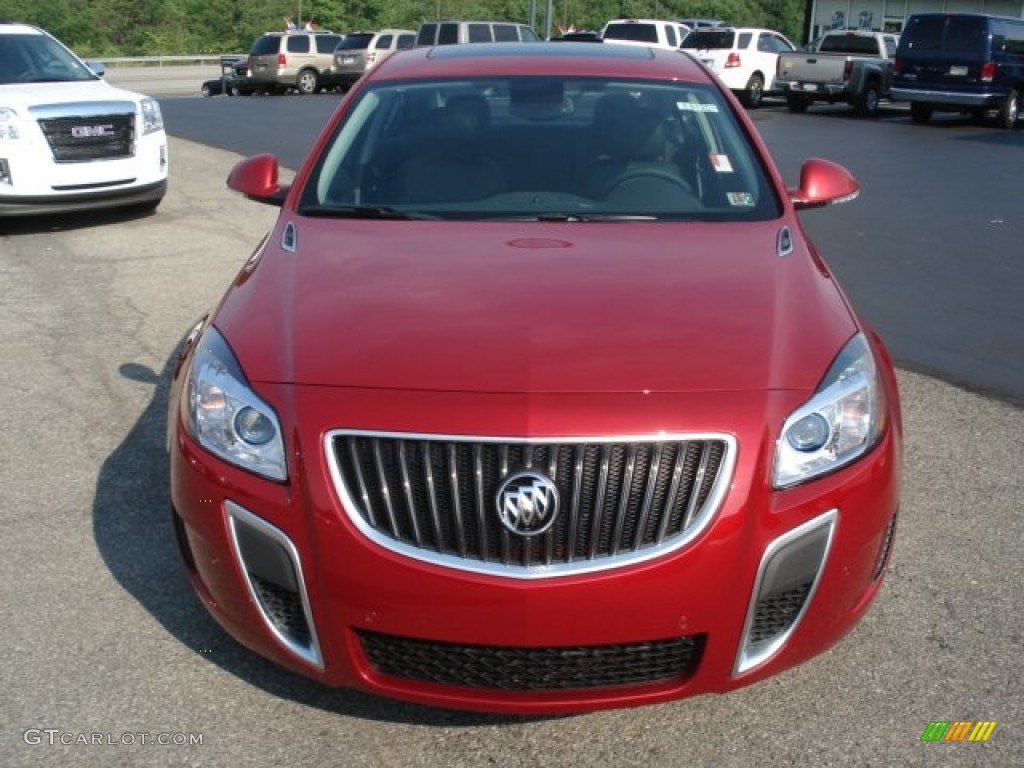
[774,30,900,116]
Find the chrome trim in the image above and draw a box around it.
[890,87,1001,107]
[733,508,837,676]
[325,430,737,580]
[281,221,297,252]
[776,226,793,257]
[224,501,323,669]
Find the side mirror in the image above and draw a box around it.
[788,158,859,210]
[85,60,106,77]
[227,154,289,206]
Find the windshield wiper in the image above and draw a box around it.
[300,205,435,221]
[534,213,658,222]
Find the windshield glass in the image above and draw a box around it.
[298,75,780,222]
[0,33,98,84]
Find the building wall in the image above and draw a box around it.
[803,0,1024,42]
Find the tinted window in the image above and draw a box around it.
[375,35,393,50]
[945,17,988,54]
[417,24,437,46]
[250,35,282,55]
[317,35,342,53]
[337,33,374,51]
[604,23,659,44]
[287,36,310,53]
[493,25,518,42]
[520,27,540,42]
[468,24,492,43]
[398,34,416,49]
[820,35,881,55]
[438,23,459,45]
[901,17,944,52]
[666,26,677,47]
[681,30,735,49]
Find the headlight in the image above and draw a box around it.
[0,107,21,141]
[773,333,886,488]
[140,98,164,136]
[185,326,287,481]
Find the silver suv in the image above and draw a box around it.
[245,31,343,94]
[333,29,416,90]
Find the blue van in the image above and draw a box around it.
[892,13,1024,128]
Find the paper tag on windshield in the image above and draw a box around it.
[709,154,734,173]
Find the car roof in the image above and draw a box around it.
[374,42,711,83]
[0,22,43,35]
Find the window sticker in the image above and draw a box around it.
[727,192,756,207]
[676,102,720,113]
[709,153,734,173]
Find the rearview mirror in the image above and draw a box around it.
[788,158,859,210]
[227,154,289,206]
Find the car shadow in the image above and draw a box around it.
[92,349,544,726]
[0,206,159,234]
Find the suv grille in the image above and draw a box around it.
[328,432,731,575]
[358,630,705,691]
[38,113,134,162]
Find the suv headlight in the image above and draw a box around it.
[140,98,164,135]
[773,333,887,488]
[185,326,287,481]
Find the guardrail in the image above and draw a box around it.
[98,55,246,68]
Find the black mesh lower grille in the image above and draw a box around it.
[38,113,134,162]
[357,630,704,691]
[250,575,311,647]
[749,581,812,644]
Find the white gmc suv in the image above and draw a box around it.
[0,22,168,218]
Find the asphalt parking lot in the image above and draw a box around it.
[1,81,1021,765]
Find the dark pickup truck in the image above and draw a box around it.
[775,30,900,116]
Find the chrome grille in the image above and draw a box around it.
[328,432,733,576]
[38,113,134,162]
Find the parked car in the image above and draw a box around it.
[168,42,902,715]
[775,30,900,115]
[554,30,601,42]
[681,27,797,107]
[415,19,539,46]
[200,56,252,97]
[0,21,167,217]
[892,13,1024,129]
[333,29,416,90]
[243,30,343,94]
[600,18,691,49]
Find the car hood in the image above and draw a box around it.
[1,79,144,110]
[215,219,858,394]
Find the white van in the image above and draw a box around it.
[415,20,539,46]
[0,22,168,217]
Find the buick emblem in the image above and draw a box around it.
[496,472,559,536]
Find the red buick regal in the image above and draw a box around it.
[167,42,902,714]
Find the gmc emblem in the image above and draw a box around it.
[71,125,115,138]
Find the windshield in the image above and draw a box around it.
[298,75,780,222]
[0,33,99,84]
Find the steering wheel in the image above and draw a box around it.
[601,168,696,203]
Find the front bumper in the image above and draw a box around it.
[168,379,901,714]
